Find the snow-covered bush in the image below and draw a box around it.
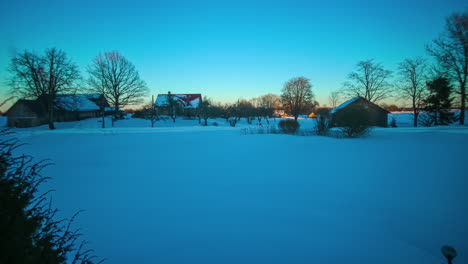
[241,125,280,135]
[278,119,300,134]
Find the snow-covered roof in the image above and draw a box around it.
[330,97,360,114]
[155,94,201,109]
[80,93,102,100]
[55,94,101,111]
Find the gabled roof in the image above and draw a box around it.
[330,96,390,114]
[155,94,202,109]
[5,99,47,117]
[330,97,360,114]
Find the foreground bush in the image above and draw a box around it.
[0,130,103,264]
[278,119,300,134]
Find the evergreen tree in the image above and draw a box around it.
[0,130,103,264]
[424,77,456,126]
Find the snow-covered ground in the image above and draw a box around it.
[0,116,6,127]
[8,116,468,264]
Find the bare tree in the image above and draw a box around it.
[397,57,429,127]
[257,93,282,109]
[9,48,80,129]
[199,97,217,126]
[342,59,393,103]
[87,51,148,126]
[427,11,468,125]
[328,91,341,108]
[144,95,159,127]
[280,77,315,121]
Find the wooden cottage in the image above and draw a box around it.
[155,93,202,109]
[330,97,390,127]
[154,92,202,117]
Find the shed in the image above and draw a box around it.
[330,97,390,127]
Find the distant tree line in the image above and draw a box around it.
[5,11,466,129]
[136,11,466,129]
[134,93,285,127]
[133,79,321,128]
[333,10,467,127]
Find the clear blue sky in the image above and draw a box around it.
[0,0,466,109]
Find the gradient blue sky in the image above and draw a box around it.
[0,0,466,109]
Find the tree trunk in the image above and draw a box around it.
[460,90,465,125]
[48,96,55,130]
[414,111,418,127]
[48,111,55,130]
[102,110,105,128]
[172,106,176,123]
[113,102,119,127]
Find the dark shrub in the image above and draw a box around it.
[390,116,397,127]
[315,114,330,136]
[278,119,300,134]
[132,109,146,118]
[333,105,371,138]
[228,118,238,127]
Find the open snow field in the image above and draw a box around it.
[7,114,468,264]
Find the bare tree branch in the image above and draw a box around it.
[328,91,341,108]
[342,59,393,103]
[87,51,148,126]
[397,57,429,127]
[8,48,81,129]
[280,77,315,120]
[426,11,468,125]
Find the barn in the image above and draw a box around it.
[330,97,390,127]
[4,100,48,128]
[54,94,109,121]
[4,94,109,128]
